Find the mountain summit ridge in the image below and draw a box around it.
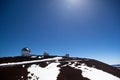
[0,56,120,80]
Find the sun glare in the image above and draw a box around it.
[65,0,84,9]
[66,0,79,5]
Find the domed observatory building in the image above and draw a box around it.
[21,47,31,57]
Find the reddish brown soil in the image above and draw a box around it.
[57,65,90,80]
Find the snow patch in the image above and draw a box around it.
[38,56,41,58]
[70,63,120,80]
[22,65,25,68]
[27,63,60,80]
[31,56,37,58]
[0,57,62,67]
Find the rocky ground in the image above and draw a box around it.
[0,56,120,80]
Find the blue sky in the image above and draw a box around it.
[0,0,120,64]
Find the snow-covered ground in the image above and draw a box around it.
[0,57,120,80]
[70,62,120,80]
[0,57,62,67]
[26,61,120,80]
[27,63,60,80]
